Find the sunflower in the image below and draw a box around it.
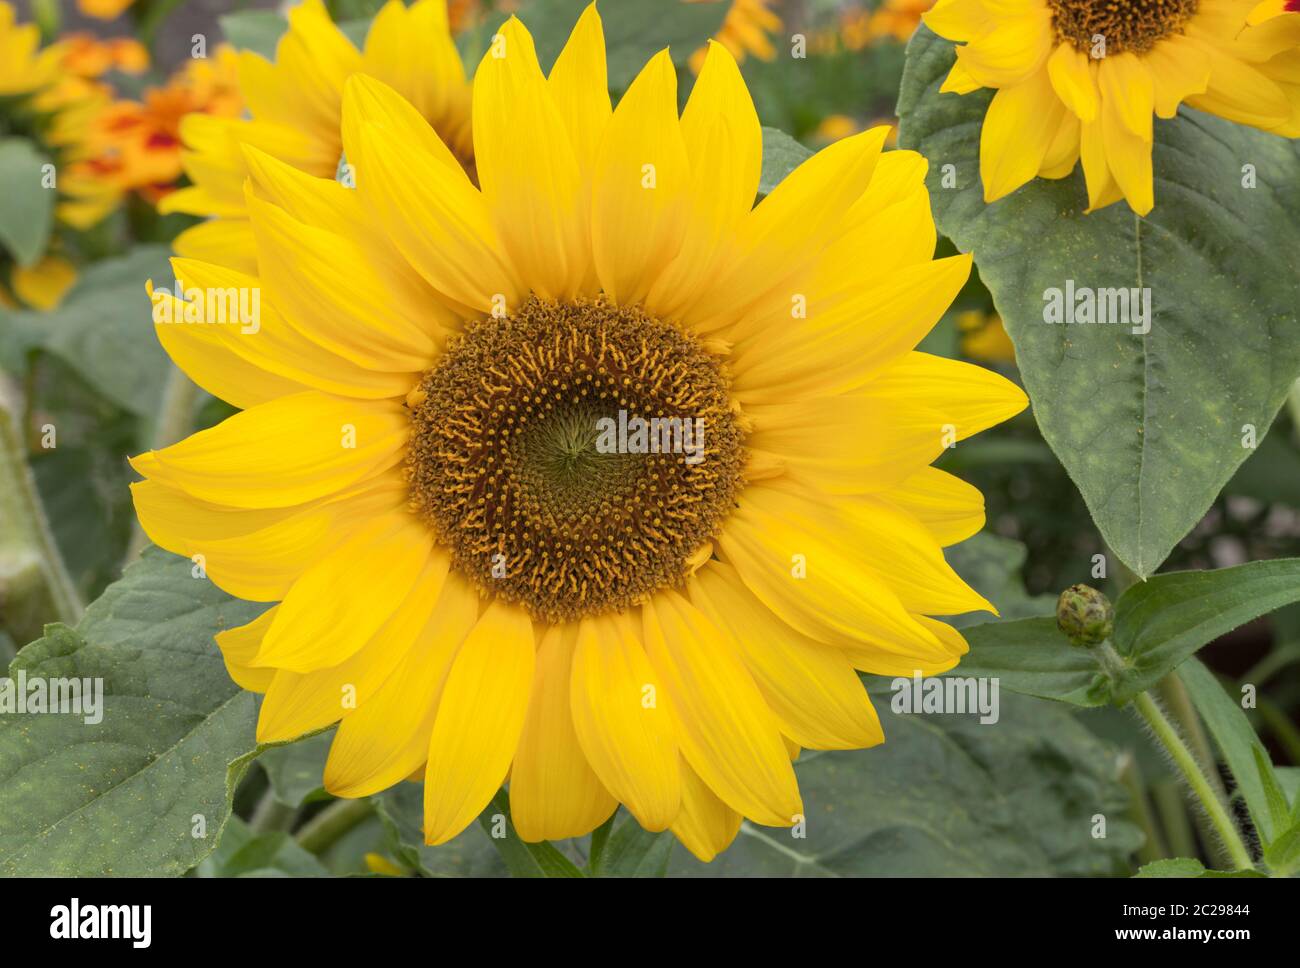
[925,0,1300,214]
[132,4,1026,859]
[159,0,470,274]
[0,3,120,309]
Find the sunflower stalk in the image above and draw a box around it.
[295,798,374,854]
[0,376,82,644]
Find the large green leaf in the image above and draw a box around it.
[897,25,1300,577]
[0,139,55,267]
[20,247,173,417]
[258,729,333,807]
[0,548,263,875]
[670,689,1140,875]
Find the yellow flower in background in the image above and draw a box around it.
[133,5,1027,859]
[926,0,1300,214]
[77,0,136,20]
[689,0,782,71]
[958,310,1016,364]
[867,0,936,43]
[160,0,472,273]
[0,3,125,308]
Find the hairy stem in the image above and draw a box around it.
[1132,691,1253,870]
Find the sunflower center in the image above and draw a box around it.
[407,296,746,623]
[1047,0,1198,54]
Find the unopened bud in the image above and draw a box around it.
[1056,584,1114,646]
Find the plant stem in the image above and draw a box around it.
[0,378,82,641]
[249,790,297,835]
[125,364,200,562]
[295,798,372,855]
[1132,691,1253,870]
[1118,752,1167,866]
[1151,779,1198,859]
[1158,673,1233,869]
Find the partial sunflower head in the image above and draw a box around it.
[132,4,1026,860]
[159,0,471,273]
[926,0,1300,214]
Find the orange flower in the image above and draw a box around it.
[59,33,149,77]
[80,46,242,201]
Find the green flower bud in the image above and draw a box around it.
[1056,584,1114,647]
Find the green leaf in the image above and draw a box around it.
[0,548,264,876]
[1109,559,1300,703]
[476,789,585,878]
[1264,822,1300,875]
[1135,857,1264,878]
[258,729,333,807]
[372,785,507,877]
[30,247,173,417]
[0,138,55,267]
[958,618,1106,707]
[588,809,672,877]
[219,11,288,58]
[897,25,1300,578]
[671,690,1140,875]
[759,127,812,196]
[1177,657,1284,845]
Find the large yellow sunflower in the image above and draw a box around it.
[132,4,1027,860]
[925,0,1300,214]
[159,0,471,273]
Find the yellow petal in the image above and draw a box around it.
[569,610,681,831]
[130,392,408,509]
[1098,53,1154,142]
[670,761,743,863]
[473,17,587,300]
[547,2,611,187]
[717,489,954,664]
[510,624,618,842]
[423,600,535,846]
[644,40,761,320]
[642,590,801,827]
[254,514,437,672]
[691,562,884,749]
[342,77,519,316]
[980,68,1067,202]
[324,573,480,798]
[214,607,277,692]
[1046,43,1098,121]
[879,466,986,547]
[591,49,691,306]
[256,558,450,743]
